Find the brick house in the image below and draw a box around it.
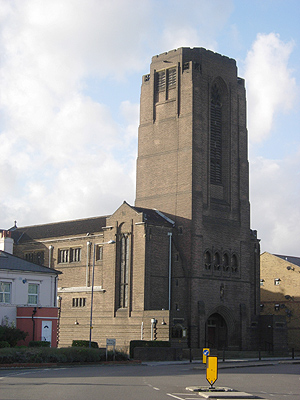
[260,252,299,351]
[10,47,260,351]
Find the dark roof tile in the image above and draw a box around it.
[10,216,108,243]
[0,251,60,274]
[274,254,300,268]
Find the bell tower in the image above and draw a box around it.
[135,48,260,350]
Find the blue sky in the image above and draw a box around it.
[0,0,299,255]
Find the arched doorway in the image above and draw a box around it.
[206,313,228,349]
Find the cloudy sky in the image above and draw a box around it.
[0,0,299,256]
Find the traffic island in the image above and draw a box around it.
[186,386,264,399]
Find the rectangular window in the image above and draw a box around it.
[70,248,81,262]
[58,249,69,263]
[96,245,103,261]
[157,70,166,91]
[25,252,34,263]
[167,68,176,88]
[0,282,11,303]
[72,297,86,307]
[28,283,39,305]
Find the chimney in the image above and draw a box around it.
[0,230,14,254]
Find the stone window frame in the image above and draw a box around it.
[223,252,230,272]
[210,83,222,185]
[70,247,81,263]
[204,250,212,270]
[119,234,129,309]
[155,66,177,102]
[58,248,69,263]
[214,251,221,271]
[72,297,86,307]
[95,245,103,261]
[231,253,239,273]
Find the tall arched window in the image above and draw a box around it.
[210,84,222,184]
[223,253,229,272]
[204,250,211,270]
[231,254,239,273]
[119,234,129,308]
[214,251,221,270]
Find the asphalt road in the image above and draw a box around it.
[0,361,299,400]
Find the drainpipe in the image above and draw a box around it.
[32,307,37,341]
[54,275,57,306]
[48,245,53,269]
[168,232,172,310]
[86,241,92,286]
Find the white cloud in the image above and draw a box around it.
[0,0,143,227]
[245,33,296,144]
[159,0,233,52]
[250,151,300,255]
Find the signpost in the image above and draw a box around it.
[106,338,116,361]
[206,356,218,388]
[203,348,210,363]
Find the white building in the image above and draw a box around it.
[0,230,61,346]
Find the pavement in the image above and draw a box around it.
[143,357,300,369]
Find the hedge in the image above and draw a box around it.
[129,340,171,359]
[72,340,98,348]
[29,341,51,348]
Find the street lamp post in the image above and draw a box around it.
[89,239,115,348]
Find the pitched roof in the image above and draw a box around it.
[273,254,300,268]
[0,251,60,275]
[10,216,108,243]
[9,203,174,245]
[131,205,175,227]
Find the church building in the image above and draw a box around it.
[11,47,260,351]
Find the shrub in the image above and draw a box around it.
[0,325,28,347]
[0,346,129,364]
[129,340,171,359]
[72,340,98,348]
[0,341,10,348]
[29,341,51,348]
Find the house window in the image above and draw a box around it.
[72,297,86,307]
[58,249,69,263]
[274,278,281,286]
[210,84,222,185]
[260,279,265,286]
[28,283,39,305]
[70,248,81,262]
[119,235,129,308]
[0,282,11,303]
[96,245,103,261]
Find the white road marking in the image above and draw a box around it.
[167,394,185,400]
